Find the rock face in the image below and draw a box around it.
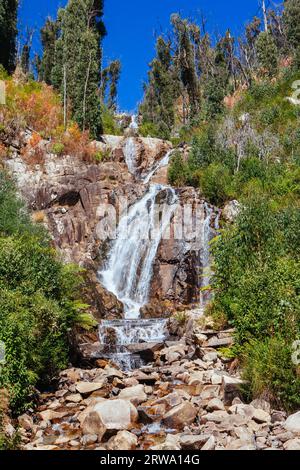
[4,133,219,317]
[151,187,219,305]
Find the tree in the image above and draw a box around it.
[20,29,34,75]
[283,0,300,49]
[0,0,18,73]
[256,31,278,77]
[41,0,107,137]
[39,18,60,84]
[101,60,122,111]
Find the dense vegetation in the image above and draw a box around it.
[0,0,121,139]
[143,1,300,411]
[0,172,90,414]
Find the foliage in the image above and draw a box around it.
[0,0,18,73]
[211,195,300,410]
[0,172,88,413]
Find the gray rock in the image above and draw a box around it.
[284,412,300,434]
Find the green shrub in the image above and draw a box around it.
[200,163,234,206]
[242,337,300,411]
[168,151,189,187]
[51,142,65,156]
[0,172,88,413]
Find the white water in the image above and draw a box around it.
[123,137,137,175]
[129,114,139,130]
[142,149,173,184]
[99,319,167,346]
[99,183,178,319]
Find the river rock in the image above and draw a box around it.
[162,402,197,429]
[118,385,147,405]
[107,431,138,450]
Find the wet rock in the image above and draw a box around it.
[162,402,197,429]
[127,342,164,362]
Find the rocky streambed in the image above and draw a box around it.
[16,317,300,451]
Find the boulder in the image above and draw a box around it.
[284,412,300,434]
[206,398,225,412]
[76,381,105,395]
[107,431,138,451]
[118,385,147,406]
[93,399,138,431]
[180,434,210,450]
[222,375,245,406]
[81,412,106,441]
[162,402,197,429]
[283,439,300,450]
[18,414,34,431]
[38,410,68,422]
[201,435,216,451]
[252,409,271,424]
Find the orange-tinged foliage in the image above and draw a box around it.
[0,76,100,163]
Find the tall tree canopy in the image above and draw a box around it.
[40,0,107,138]
[0,0,18,73]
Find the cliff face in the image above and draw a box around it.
[4,132,218,318]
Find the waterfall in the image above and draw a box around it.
[129,115,139,130]
[123,137,137,175]
[142,150,173,184]
[99,184,178,319]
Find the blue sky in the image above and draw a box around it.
[19,0,260,111]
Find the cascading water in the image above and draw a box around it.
[99,184,178,319]
[123,137,137,175]
[142,150,173,184]
[98,142,178,368]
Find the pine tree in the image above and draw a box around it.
[107,60,121,111]
[39,18,60,84]
[0,0,18,73]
